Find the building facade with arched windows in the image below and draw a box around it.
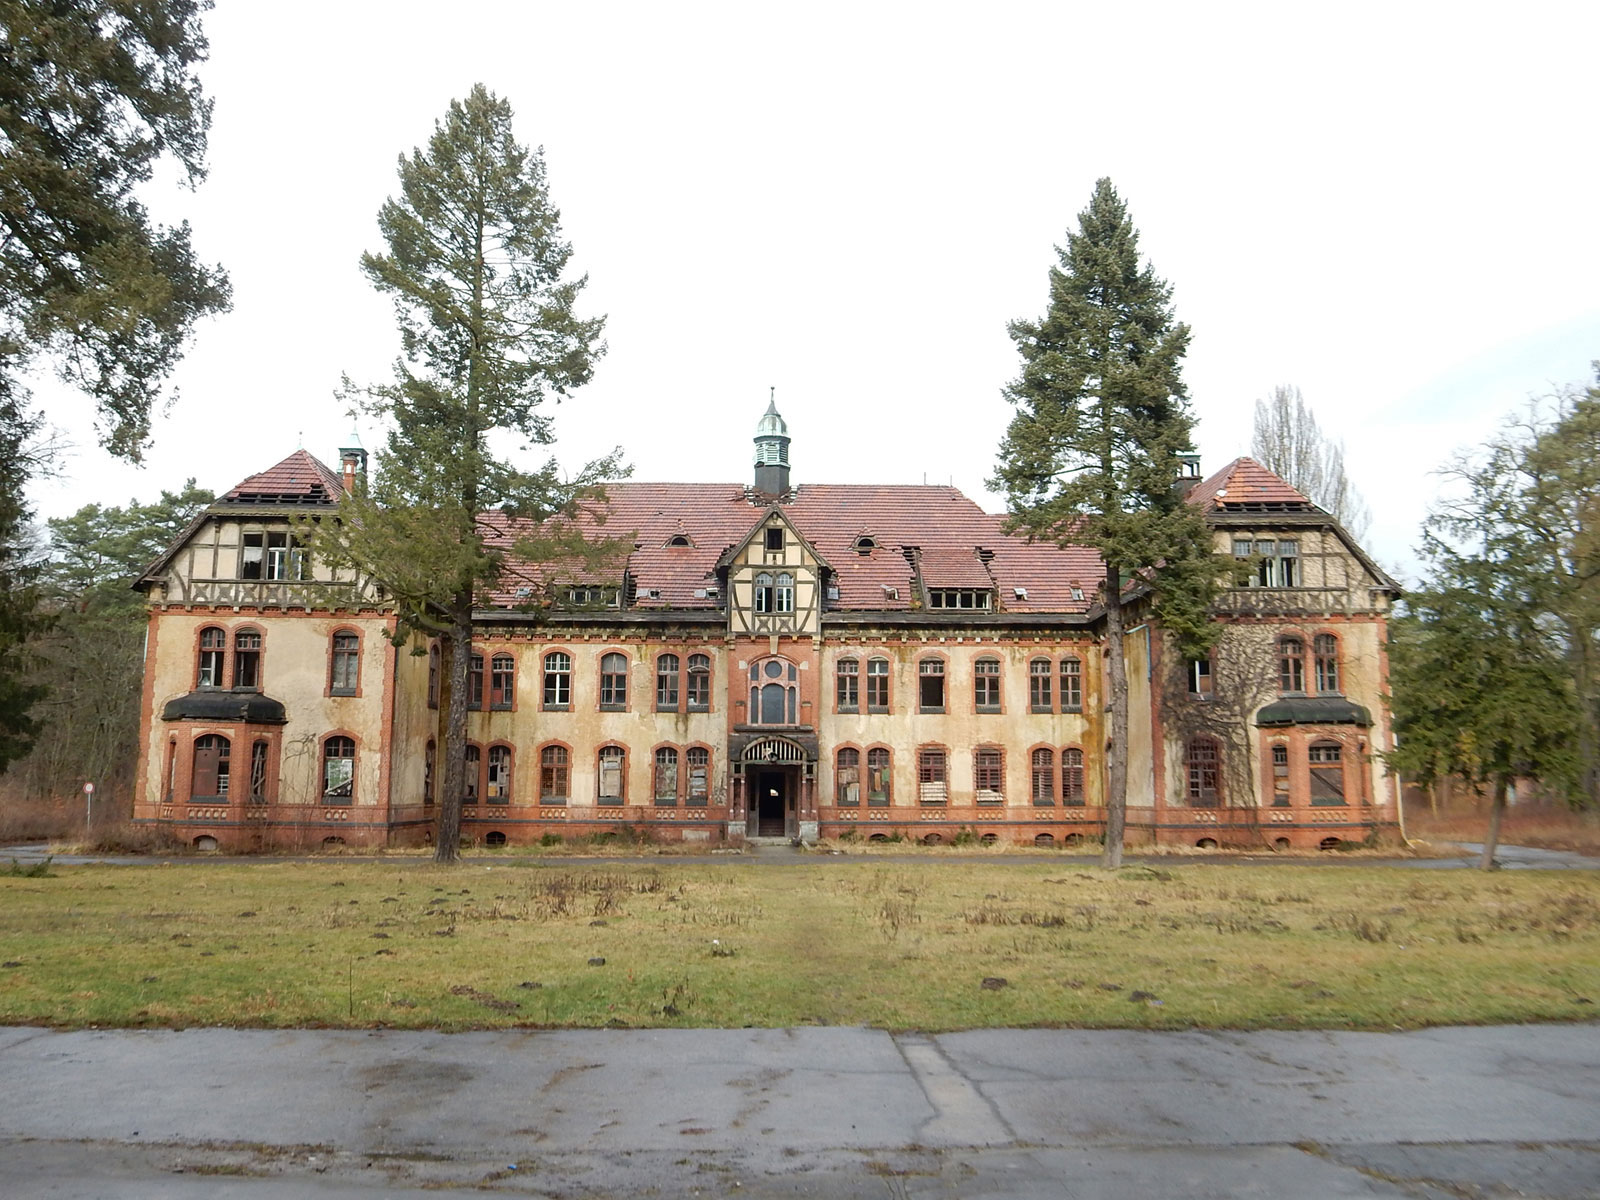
[131,405,1401,851]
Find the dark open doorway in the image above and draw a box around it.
[753,768,791,837]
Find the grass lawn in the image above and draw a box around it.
[2,860,1596,1032]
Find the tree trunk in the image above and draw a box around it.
[1479,775,1507,871]
[1102,563,1128,870]
[433,601,473,864]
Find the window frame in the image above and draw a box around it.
[468,652,486,710]
[1186,656,1212,700]
[197,625,226,689]
[1060,656,1083,711]
[1029,658,1052,712]
[486,743,513,804]
[542,650,572,710]
[974,745,1004,804]
[539,743,570,805]
[836,657,859,713]
[653,745,680,806]
[489,653,516,711]
[599,652,629,712]
[866,746,891,807]
[973,657,1001,713]
[329,629,360,697]
[190,733,230,800]
[656,652,681,712]
[597,744,626,802]
[686,653,711,712]
[836,746,860,806]
[231,626,263,691]
[686,745,711,806]
[321,734,357,805]
[1062,746,1086,805]
[1279,636,1306,695]
[866,656,890,713]
[1308,740,1346,806]
[427,643,440,709]
[1031,747,1055,806]
[1313,633,1340,695]
[1185,737,1221,808]
[748,656,798,726]
[917,745,948,805]
[918,657,946,714]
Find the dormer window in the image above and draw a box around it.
[666,534,692,548]
[854,536,876,554]
[1013,587,1028,601]
[564,585,619,608]
[882,585,899,601]
[928,588,992,611]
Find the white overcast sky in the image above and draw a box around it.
[25,0,1600,583]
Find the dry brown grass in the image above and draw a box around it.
[1405,803,1600,856]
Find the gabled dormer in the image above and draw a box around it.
[717,507,830,636]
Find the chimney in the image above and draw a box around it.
[1175,452,1202,499]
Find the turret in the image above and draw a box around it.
[753,391,790,498]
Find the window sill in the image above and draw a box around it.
[837,707,860,715]
[1032,800,1055,807]
[321,798,353,806]
[867,706,889,715]
[540,798,568,806]
[687,704,711,714]
[330,688,357,698]
[654,799,677,807]
[686,799,709,807]
[1062,799,1086,807]
[1309,799,1348,807]
[1062,706,1083,714]
[599,704,628,713]
[919,707,945,715]
[543,704,570,712]
[976,799,1004,807]
[489,703,513,712]
[976,706,1002,715]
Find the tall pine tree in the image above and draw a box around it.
[992,179,1220,869]
[312,85,615,863]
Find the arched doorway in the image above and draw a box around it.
[742,737,805,838]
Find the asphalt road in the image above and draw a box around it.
[2,1023,1598,1198]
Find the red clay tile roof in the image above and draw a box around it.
[223,450,346,505]
[1187,457,1315,511]
[478,482,1105,614]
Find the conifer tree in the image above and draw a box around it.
[992,179,1221,869]
[313,86,615,863]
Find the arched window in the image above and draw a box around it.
[775,572,795,613]
[1314,634,1340,694]
[232,628,261,689]
[918,747,947,804]
[866,748,891,806]
[600,653,629,710]
[322,736,356,804]
[330,631,359,696]
[687,654,711,711]
[654,746,679,805]
[749,658,797,725]
[468,652,485,709]
[836,747,860,805]
[1031,748,1056,805]
[424,739,436,806]
[656,653,680,711]
[1270,742,1289,805]
[191,734,230,799]
[754,572,775,613]
[836,658,859,712]
[686,747,710,805]
[1060,657,1082,710]
[539,745,569,805]
[598,745,625,801]
[463,744,481,803]
[1279,637,1305,694]
[974,747,1004,803]
[918,658,945,713]
[249,740,269,801]
[543,651,571,708]
[197,627,226,688]
[1062,748,1085,805]
[1029,658,1052,712]
[490,654,515,710]
[866,657,890,712]
[1309,741,1346,806]
[974,658,1001,712]
[486,745,512,804]
[1185,738,1220,808]
[427,643,440,709]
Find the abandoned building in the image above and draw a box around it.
[131,399,1401,851]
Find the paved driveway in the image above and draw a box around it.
[2,1023,1597,1197]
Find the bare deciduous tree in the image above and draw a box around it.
[1252,385,1371,539]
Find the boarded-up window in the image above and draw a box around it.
[323,736,355,804]
[1309,742,1345,806]
[192,734,229,799]
[975,748,1003,804]
[687,747,709,804]
[487,745,512,803]
[654,747,679,804]
[598,746,624,801]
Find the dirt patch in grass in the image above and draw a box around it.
[0,861,1595,1032]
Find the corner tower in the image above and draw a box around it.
[753,391,791,498]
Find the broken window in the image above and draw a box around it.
[654,747,679,805]
[656,653,680,710]
[753,572,775,613]
[836,747,860,806]
[1186,656,1212,699]
[322,736,355,804]
[191,734,229,799]
[975,747,1004,804]
[927,588,992,610]
[197,626,225,688]
[687,654,711,711]
[463,744,480,803]
[867,748,891,806]
[249,740,269,801]
[765,526,784,552]
[231,628,261,689]
[1185,738,1220,808]
[1271,742,1290,806]
[686,747,709,805]
[486,745,512,804]
[918,658,945,713]
[598,745,625,801]
[540,745,569,804]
